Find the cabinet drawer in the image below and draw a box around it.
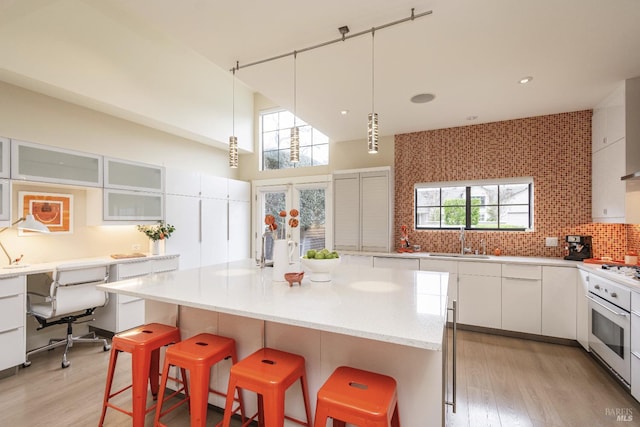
[0,275,24,298]
[373,257,419,270]
[0,292,23,331]
[420,259,457,274]
[502,264,541,280]
[0,327,24,369]
[152,256,179,273]
[458,261,501,277]
[116,260,151,279]
[119,299,145,332]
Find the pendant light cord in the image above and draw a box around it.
[371,29,375,114]
[293,51,297,125]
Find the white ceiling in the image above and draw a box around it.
[1,0,640,147]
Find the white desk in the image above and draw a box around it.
[0,254,179,373]
[98,259,450,426]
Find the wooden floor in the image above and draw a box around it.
[0,330,638,426]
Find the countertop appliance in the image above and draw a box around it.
[564,235,592,261]
[588,269,631,387]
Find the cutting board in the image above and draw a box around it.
[110,253,147,259]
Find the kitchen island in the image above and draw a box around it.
[97,259,450,426]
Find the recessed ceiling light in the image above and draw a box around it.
[340,110,349,115]
[519,76,533,84]
[466,115,478,121]
[410,93,435,104]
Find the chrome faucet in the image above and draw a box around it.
[480,238,486,255]
[459,227,466,254]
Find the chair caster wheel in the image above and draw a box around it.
[103,344,111,351]
[23,361,32,368]
[62,361,70,369]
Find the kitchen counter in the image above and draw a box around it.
[577,262,640,291]
[98,259,450,426]
[343,250,581,267]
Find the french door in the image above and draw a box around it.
[254,177,332,263]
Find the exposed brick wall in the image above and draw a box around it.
[394,110,633,260]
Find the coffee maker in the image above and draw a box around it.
[564,235,592,261]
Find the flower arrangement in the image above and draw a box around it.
[137,221,176,241]
[265,209,299,240]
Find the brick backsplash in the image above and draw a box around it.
[394,110,635,260]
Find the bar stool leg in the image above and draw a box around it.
[132,347,153,427]
[300,372,312,425]
[391,402,400,427]
[262,389,285,427]
[153,358,172,427]
[222,376,239,427]
[149,348,161,398]
[189,364,210,427]
[99,349,119,426]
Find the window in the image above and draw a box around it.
[260,109,329,170]
[415,178,533,230]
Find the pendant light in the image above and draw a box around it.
[229,64,239,168]
[290,51,300,163]
[368,29,379,154]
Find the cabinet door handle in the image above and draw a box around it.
[198,199,203,243]
[445,300,457,413]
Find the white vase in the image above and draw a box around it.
[272,239,294,282]
[149,240,165,255]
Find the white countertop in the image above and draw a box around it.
[344,250,581,267]
[0,253,179,277]
[97,259,449,351]
[578,263,640,292]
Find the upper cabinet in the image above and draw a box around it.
[11,139,102,187]
[104,157,164,193]
[592,77,640,224]
[0,137,10,178]
[333,167,393,252]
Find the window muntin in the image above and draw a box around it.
[260,110,329,170]
[415,180,532,230]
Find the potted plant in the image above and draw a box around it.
[137,221,175,255]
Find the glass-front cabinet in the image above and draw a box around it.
[0,137,10,178]
[11,139,102,187]
[103,189,163,221]
[104,157,164,193]
[0,179,10,224]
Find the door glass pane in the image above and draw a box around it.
[298,188,326,256]
[262,192,286,261]
[592,310,624,358]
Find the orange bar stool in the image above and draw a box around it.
[154,333,246,427]
[221,347,312,427]
[314,366,400,427]
[99,323,182,427]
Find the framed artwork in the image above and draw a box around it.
[19,192,73,234]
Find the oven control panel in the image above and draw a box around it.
[590,274,631,311]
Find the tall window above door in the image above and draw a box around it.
[260,109,329,170]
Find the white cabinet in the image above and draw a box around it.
[576,269,590,350]
[421,258,458,323]
[373,256,419,270]
[333,168,393,252]
[92,256,179,334]
[0,137,10,178]
[458,262,501,328]
[0,179,10,224]
[592,83,625,153]
[501,264,542,335]
[102,189,164,221]
[11,139,102,187]
[165,168,250,270]
[632,291,640,400]
[104,157,164,193]
[340,254,373,267]
[592,139,626,222]
[0,275,25,370]
[541,266,577,339]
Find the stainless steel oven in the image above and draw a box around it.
[588,274,631,386]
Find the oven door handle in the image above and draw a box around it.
[587,295,629,318]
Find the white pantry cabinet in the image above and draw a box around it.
[458,262,502,329]
[333,168,393,253]
[0,275,25,370]
[0,137,10,178]
[541,266,577,339]
[501,264,542,335]
[11,139,102,187]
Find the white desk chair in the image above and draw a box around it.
[25,262,111,368]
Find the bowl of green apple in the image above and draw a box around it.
[300,249,340,282]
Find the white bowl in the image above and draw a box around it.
[300,256,341,282]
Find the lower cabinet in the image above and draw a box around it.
[341,254,373,267]
[501,264,542,334]
[0,275,26,370]
[92,256,179,334]
[420,259,458,323]
[632,292,640,400]
[458,262,502,329]
[576,269,590,350]
[542,266,577,339]
[373,256,419,270]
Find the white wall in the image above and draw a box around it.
[0,81,237,264]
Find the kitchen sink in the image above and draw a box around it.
[427,253,490,259]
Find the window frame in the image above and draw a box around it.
[414,177,534,231]
[259,108,329,170]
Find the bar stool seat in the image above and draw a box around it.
[154,333,245,427]
[99,323,182,427]
[314,366,400,427]
[222,347,312,427]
